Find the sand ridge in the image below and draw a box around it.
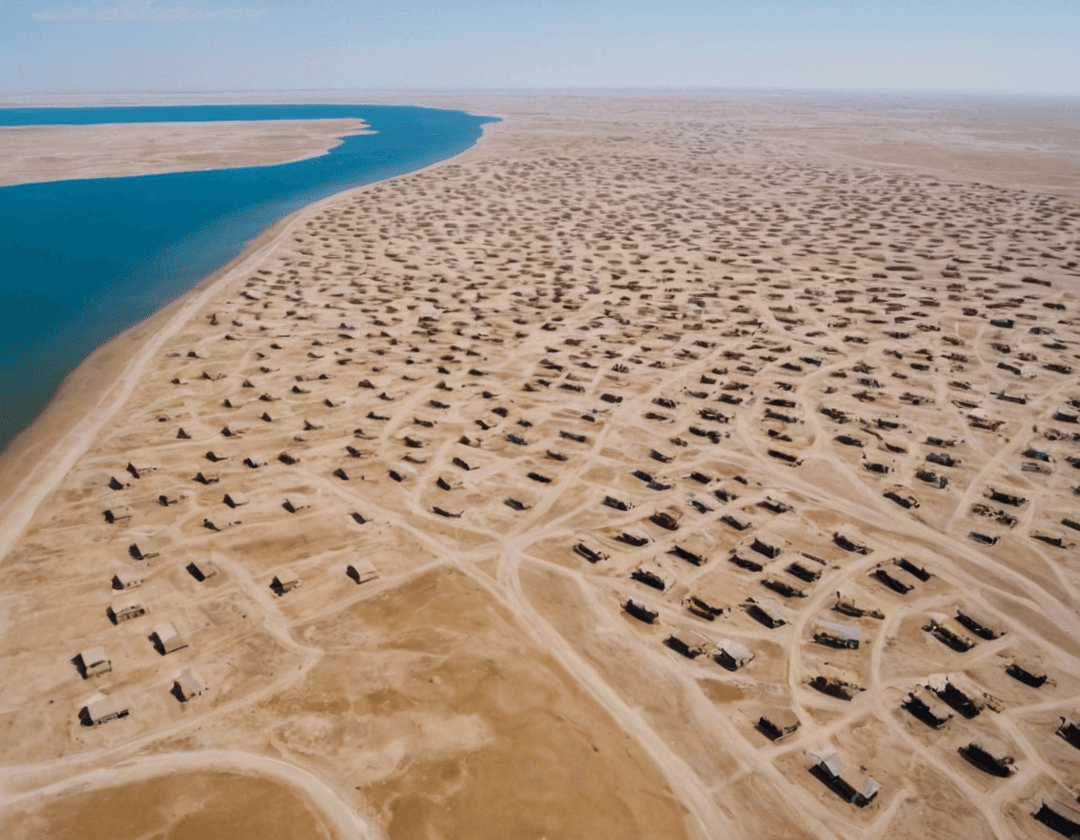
[0,117,373,186]
[1,93,1079,839]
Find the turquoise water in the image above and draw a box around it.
[0,105,496,452]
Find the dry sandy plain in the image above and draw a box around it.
[0,91,1079,839]
[0,117,372,186]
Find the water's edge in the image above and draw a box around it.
[0,109,502,501]
[0,105,498,451]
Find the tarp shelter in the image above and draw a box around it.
[80,646,111,677]
[154,622,188,654]
[111,595,147,622]
[174,668,205,701]
[83,691,128,726]
[717,639,755,669]
[112,570,143,590]
[272,569,301,594]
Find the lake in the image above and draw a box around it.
[0,104,497,452]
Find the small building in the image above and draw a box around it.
[153,622,188,655]
[186,560,218,582]
[223,492,249,509]
[345,565,379,585]
[111,570,143,590]
[80,691,129,726]
[173,667,206,702]
[110,595,147,623]
[714,639,755,671]
[103,506,133,524]
[1034,794,1080,837]
[271,569,302,595]
[809,748,879,807]
[128,535,161,562]
[79,646,112,678]
[814,621,862,650]
[757,709,800,741]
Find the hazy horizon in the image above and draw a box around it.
[3,1,1078,97]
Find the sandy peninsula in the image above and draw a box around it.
[0,117,372,186]
[0,91,1079,840]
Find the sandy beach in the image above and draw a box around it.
[0,91,1078,840]
[0,118,373,186]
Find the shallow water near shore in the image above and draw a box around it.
[0,104,496,452]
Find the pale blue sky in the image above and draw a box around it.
[1,0,1077,94]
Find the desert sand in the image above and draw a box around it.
[0,91,1079,840]
[0,117,372,186]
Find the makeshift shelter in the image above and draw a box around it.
[271,569,302,595]
[714,639,754,671]
[110,595,147,623]
[112,570,143,591]
[173,668,206,702]
[809,748,879,807]
[186,560,217,582]
[345,565,379,585]
[79,646,112,678]
[81,691,129,726]
[814,621,862,650]
[153,622,188,655]
[756,709,800,741]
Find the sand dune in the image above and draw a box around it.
[1,93,1079,840]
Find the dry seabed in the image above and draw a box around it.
[1,93,1079,840]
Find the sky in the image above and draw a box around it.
[1,0,1078,95]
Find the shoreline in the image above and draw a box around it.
[0,110,503,556]
[0,118,375,188]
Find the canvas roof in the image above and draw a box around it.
[819,621,862,642]
[85,691,127,722]
[719,639,754,662]
[811,748,844,777]
[155,621,182,643]
[81,646,108,668]
[176,667,205,697]
[111,594,146,614]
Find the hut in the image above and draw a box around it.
[345,565,379,585]
[573,543,607,564]
[958,742,1014,777]
[808,748,880,807]
[926,674,981,719]
[79,646,112,678]
[103,506,133,524]
[127,536,161,562]
[902,692,950,728]
[271,569,302,595]
[223,492,249,509]
[80,691,129,727]
[111,570,143,591]
[814,622,862,650]
[1056,717,1080,750]
[756,709,800,741]
[153,622,189,655]
[744,599,785,628]
[173,668,206,702]
[1034,795,1080,837]
[664,633,707,659]
[186,560,217,582]
[872,567,912,594]
[714,639,754,671]
[923,615,975,652]
[1005,662,1046,688]
[623,599,658,624]
[110,595,147,623]
[955,609,1001,640]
